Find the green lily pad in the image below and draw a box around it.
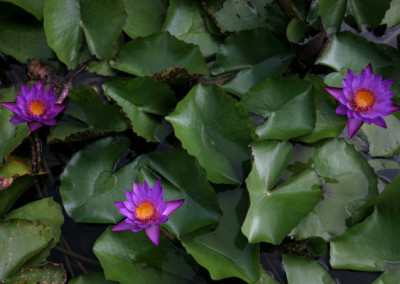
[93,228,198,283]
[297,74,346,143]
[382,0,400,28]
[241,76,315,141]
[111,32,208,76]
[47,85,128,143]
[330,207,400,271]
[211,28,292,76]
[361,114,400,157]
[43,0,83,69]
[5,261,66,283]
[0,87,30,165]
[5,197,64,265]
[1,0,45,20]
[372,262,400,284]
[0,3,53,63]
[103,77,176,142]
[143,148,221,237]
[290,139,379,240]
[122,0,166,39]
[59,136,147,223]
[0,219,53,280]
[242,141,322,244]
[207,0,271,32]
[167,84,255,184]
[80,0,126,59]
[282,254,336,284]
[69,271,117,284]
[348,0,391,30]
[317,0,347,34]
[164,0,220,57]
[181,187,259,282]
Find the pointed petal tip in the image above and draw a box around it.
[28,121,43,131]
[163,199,185,216]
[364,63,373,75]
[325,87,344,100]
[347,119,364,138]
[145,225,160,246]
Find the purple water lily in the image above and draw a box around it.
[325,64,400,138]
[112,180,184,246]
[1,81,67,131]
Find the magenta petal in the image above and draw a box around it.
[111,220,134,232]
[364,64,373,75]
[145,224,160,246]
[133,182,140,193]
[372,117,387,128]
[163,199,184,216]
[51,103,67,116]
[336,105,348,115]
[42,119,57,126]
[347,119,364,138]
[28,122,43,131]
[10,117,27,123]
[325,87,343,100]
[1,102,19,113]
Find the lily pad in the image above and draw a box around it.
[167,84,255,184]
[1,0,45,20]
[330,207,400,271]
[382,0,400,28]
[69,271,117,284]
[111,32,208,77]
[317,0,347,34]
[59,136,147,223]
[103,77,176,142]
[348,0,391,30]
[143,148,221,237]
[5,261,66,284]
[93,228,198,283]
[47,85,128,143]
[241,76,315,141]
[181,188,260,282]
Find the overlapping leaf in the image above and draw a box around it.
[142,148,221,237]
[59,136,146,223]
[47,85,128,143]
[93,229,198,284]
[242,141,322,244]
[110,32,208,77]
[167,84,255,184]
[5,262,66,283]
[181,188,260,282]
[103,77,176,142]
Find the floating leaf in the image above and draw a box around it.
[103,77,176,142]
[60,136,146,223]
[122,0,166,39]
[43,0,83,69]
[242,76,315,141]
[291,139,378,240]
[93,229,198,283]
[69,271,117,284]
[211,28,292,76]
[80,0,126,59]
[1,0,45,20]
[5,262,66,283]
[0,219,53,280]
[0,3,53,63]
[111,32,208,76]
[47,85,128,143]
[242,141,322,244]
[5,198,64,265]
[164,0,220,57]
[348,0,391,30]
[282,254,336,284]
[318,0,347,34]
[181,188,260,282]
[372,262,400,284]
[330,207,400,271]
[167,84,255,184]
[381,0,400,28]
[143,148,221,237]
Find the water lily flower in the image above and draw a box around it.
[112,180,184,246]
[325,64,400,138]
[1,81,67,131]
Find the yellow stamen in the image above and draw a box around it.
[29,101,45,116]
[135,201,155,222]
[355,90,375,110]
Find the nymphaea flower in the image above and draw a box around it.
[112,180,184,246]
[325,64,400,138]
[1,81,67,131]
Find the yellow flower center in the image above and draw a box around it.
[355,90,375,110]
[135,201,156,222]
[29,101,45,116]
